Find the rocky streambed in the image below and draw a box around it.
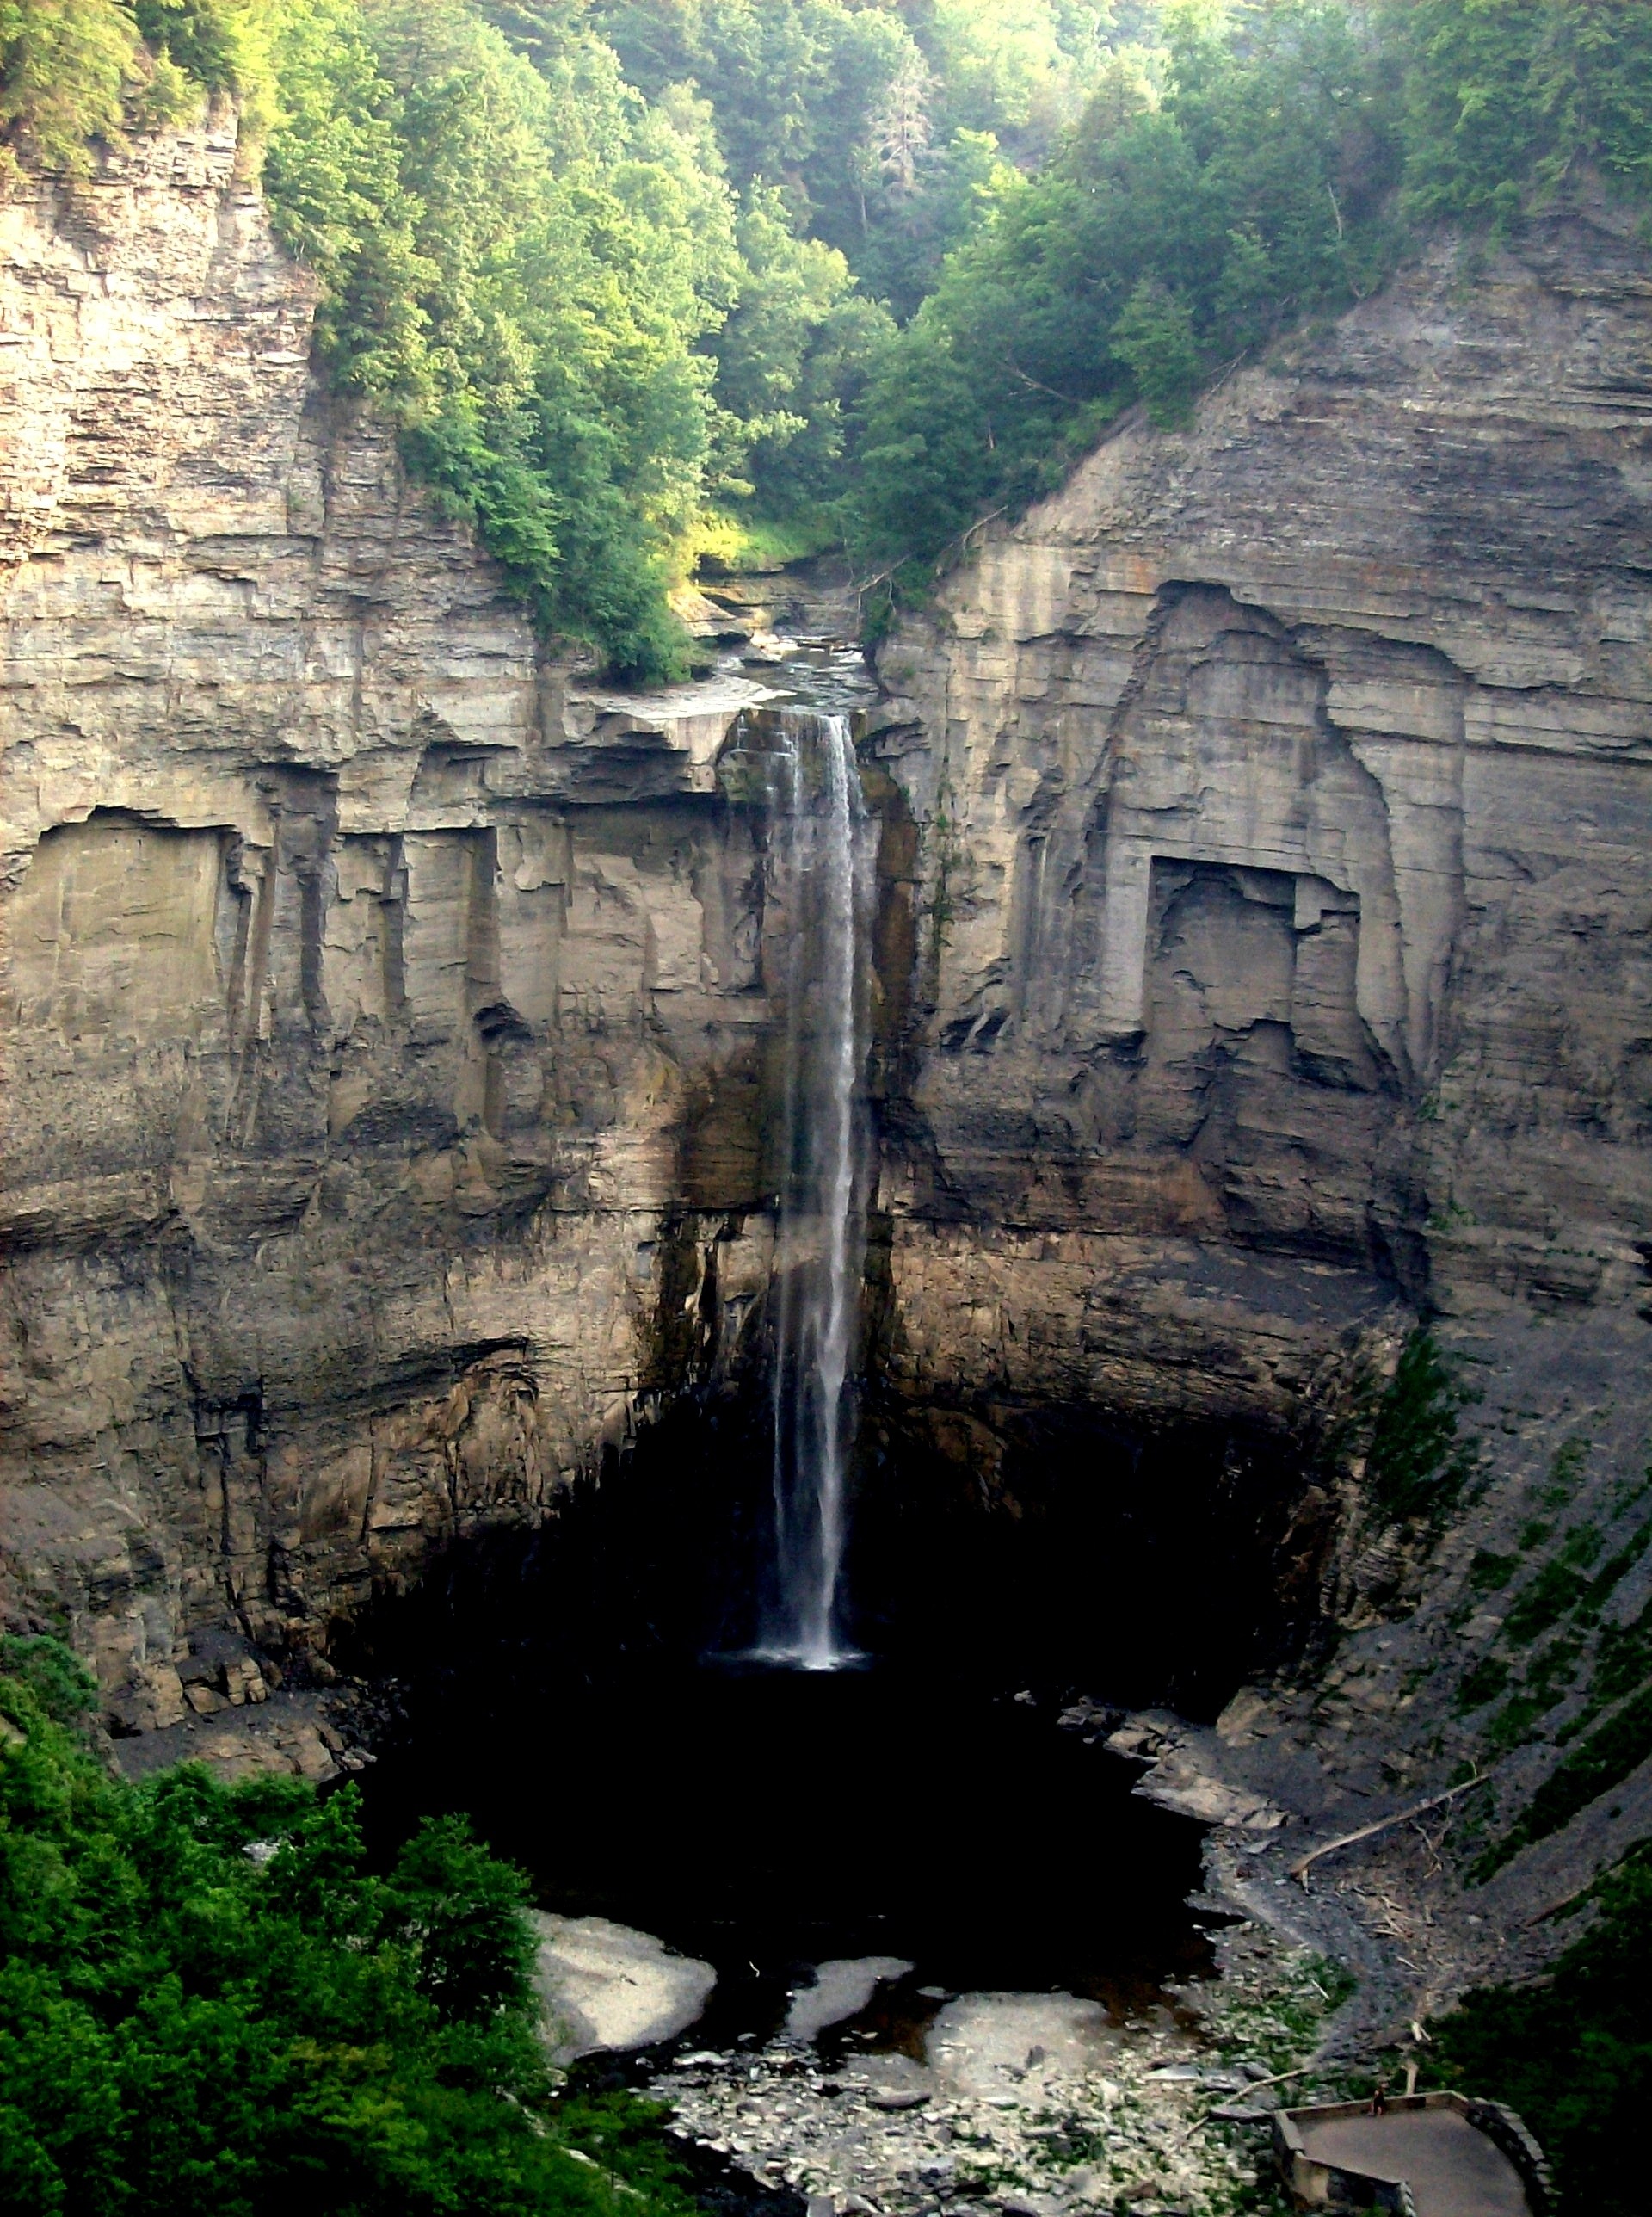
[539,1899,1353,2217]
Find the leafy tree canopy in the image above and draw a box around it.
[0,1635,693,2217]
[844,0,1652,584]
[5,4,1652,645]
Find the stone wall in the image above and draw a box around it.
[0,127,784,1728]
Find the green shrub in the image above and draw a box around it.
[1455,1653,1510,1712]
[1470,1547,1518,1590]
[0,1633,97,1724]
[0,1637,689,2217]
[1433,1846,1652,2217]
[0,0,149,172]
[1593,1596,1652,1711]
[1476,1683,1652,1878]
[1365,1329,1480,1526]
[1502,1525,1601,1645]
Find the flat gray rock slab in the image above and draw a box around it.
[533,1912,715,2063]
[1298,2109,1532,2217]
[784,1955,914,2043]
[926,1992,1118,2102]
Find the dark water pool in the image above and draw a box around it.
[361,1654,1217,2047]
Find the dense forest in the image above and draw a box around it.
[3,2,1649,673]
[1,1,1649,676]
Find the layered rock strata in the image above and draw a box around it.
[0,127,795,1732]
[870,195,1652,2000]
[5,113,1652,1841]
[870,194,1652,1455]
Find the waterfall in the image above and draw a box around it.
[759,709,876,1670]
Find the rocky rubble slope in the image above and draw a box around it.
[650,1949,1349,2217]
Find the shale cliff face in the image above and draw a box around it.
[0,127,786,1731]
[871,196,1652,1445]
[5,115,1652,1847]
[867,198,1652,1998]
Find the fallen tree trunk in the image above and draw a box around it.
[1289,1774,1489,1885]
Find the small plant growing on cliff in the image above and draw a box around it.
[1364,1328,1480,1527]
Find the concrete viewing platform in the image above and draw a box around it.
[1275,2092,1550,2217]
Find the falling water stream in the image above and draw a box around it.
[757,710,877,1670]
[357,639,1217,2061]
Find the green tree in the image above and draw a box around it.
[1110,274,1199,423]
[0,1638,697,2217]
[848,0,1393,571]
[1397,0,1652,228]
[1432,1848,1652,2217]
[0,0,153,172]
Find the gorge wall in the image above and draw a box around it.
[865,192,1652,1984]
[4,115,1652,1882]
[0,125,798,1733]
[868,190,1652,1480]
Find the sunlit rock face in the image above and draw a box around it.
[5,120,1652,1753]
[0,127,784,1724]
[870,195,1652,1451]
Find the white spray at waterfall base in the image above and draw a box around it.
[758,710,876,1670]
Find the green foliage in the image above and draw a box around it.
[1111,275,1199,425]
[0,1633,97,1724]
[13,1,1652,659]
[709,182,894,509]
[1539,1434,1592,1507]
[264,0,734,682]
[136,0,274,114]
[0,0,155,172]
[1433,1846,1652,2216]
[1593,1590,1652,1711]
[592,0,1106,310]
[845,0,1402,571]
[1455,1652,1510,1712]
[1476,1683,1652,1878]
[1502,1522,1602,1643]
[0,1638,680,2217]
[1396,0,1652,231]
[1364,1329,1480,1525]
[389,1811,537,2022]
[1576,1516,1652,1623]
[847,0,1652,580]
